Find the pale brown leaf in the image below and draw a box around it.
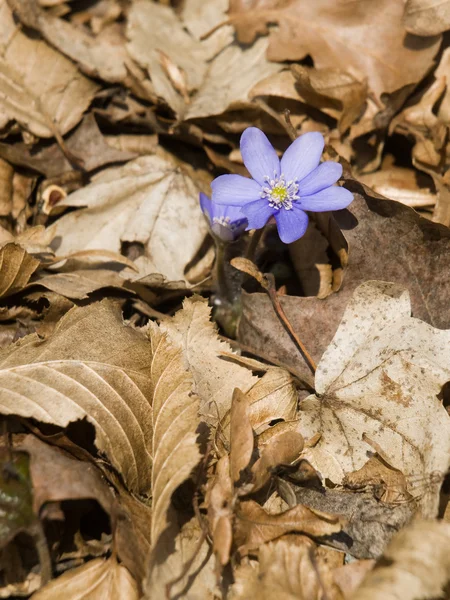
[229,388,253,486]
[235,499,342,555]
[161,296,258,424]
[0,243,40,298]
[147,321,201,546]
[350,520,450,600]
[229,0,441,99]
[297,281,450,517]
[231,537,343,600]
[403,0,450,36]
[0,0,98,137]
[46,153,209,283]
[30,557,139,600]
[0,300,154,494]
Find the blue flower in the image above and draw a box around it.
[199,192,248,242]
[211,127,353,244]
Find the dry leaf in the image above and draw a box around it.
[229,388,254,487]
[297,281,450,517]
[147,321,201,546]
[0,300,154,494]
[251,428,304,493]
[291,65,367,133]
[160,296,258,424]
[350,520,450,600]
[145,517,217,599]
[235,499,342,555]
[229,0,441,99]
[206,454,234,567]
[0,243,40,298]
[47,153,209,283]
[239,189,450,382]
[30,556,139,600]
[403,0,450,36]
[231,537,343,600]
[30,270,128,300]
[0,0,98,137]
[126,0,233,117]
[185,38,282,121]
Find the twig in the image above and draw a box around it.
[264,273,317,375]
[283,109,298,141]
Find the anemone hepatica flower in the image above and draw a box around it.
[211,128,353,244]
[199,192,248,242]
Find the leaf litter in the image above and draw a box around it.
[0,0,449,598]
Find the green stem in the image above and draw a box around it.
[245,227,265,262]
[214,240,229,303]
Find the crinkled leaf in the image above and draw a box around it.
[298,281,450,517]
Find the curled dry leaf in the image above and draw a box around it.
[0,0,98,138]
[219,367,298,439]
[161,296,258,424]
[29,269,129,300]
[206,454,234,568]
[350,520,450,600]
[229,388,254,487]
[234,499,342,556]
[147,321,201,547]
[229,0,441,99]
[231,537,342,600]
[47,153,209,283]
[298,281,450,517]
[0,300,154,494]
[251,427,304,493]
[403,0,450,36]
[291,65,368,133]
[30,556,139,600]
[0,243,40,298]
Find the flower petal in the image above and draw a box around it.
[211,174,261,206]
[280,132,324,183]
[275,206,309,244]
[241,199,275,230]
[299,186,354,212]
[199,192,212,220]
[240,127,280,185]
[220,204,248,224]
[298,161,342,196]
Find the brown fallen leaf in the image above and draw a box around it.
[46,153,209,284]
[297,281,450,517]
[0,0,98,138]
[145,517,217,599]
[0,114,137,179]
[229,388,254,487]
[160,296,258,425]
[235,499,342,556]
[28,269,129,300]
[291,65,368,134]
[350,520,450,600]
[147,321,201,547]
[229,0,441,100]
[403,0,450,36]
[231,536,343,600]
[206,454,234,567]
[251,427,304,493]
[0,300,154,494]
[0,243,40,298]
[239,188,450,382]
[333,560,375,599]
[126,0,233,117]
[30,556,139,600]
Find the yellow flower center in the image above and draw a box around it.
[270,185,289,203]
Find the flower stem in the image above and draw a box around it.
[214,240,229,303]
[245,228,265,262]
